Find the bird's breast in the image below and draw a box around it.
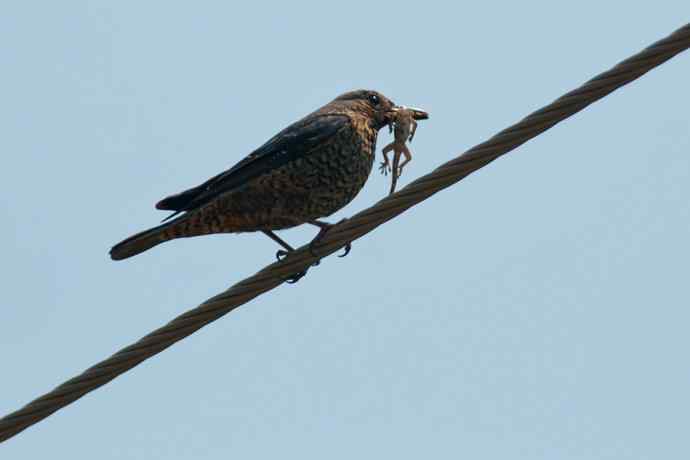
[282,122,377,219]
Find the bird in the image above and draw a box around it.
[109,89,428,279]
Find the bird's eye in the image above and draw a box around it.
[368,94,380,105]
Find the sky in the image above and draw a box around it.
[2,2,689,458]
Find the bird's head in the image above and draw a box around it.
[331,90,428,130]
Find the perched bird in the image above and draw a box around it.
[110,89,427,279]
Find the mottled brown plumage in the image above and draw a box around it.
[110,90,426,264]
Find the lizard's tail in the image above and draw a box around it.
[390,153,401,195]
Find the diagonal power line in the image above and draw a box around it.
[2,23,689,443]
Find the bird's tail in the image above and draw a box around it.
[110,222,174,261]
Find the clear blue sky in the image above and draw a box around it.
[2,2,689,458]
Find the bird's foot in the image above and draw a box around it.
[338,242,352,258]
[284,269,308,284]
[276,249,320,284]
[308,219,352,258]
[277,248,321,266]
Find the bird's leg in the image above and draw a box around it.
[307,219,351,258]
[262,230,296,261]
[262,230,315,284]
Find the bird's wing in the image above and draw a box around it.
[156,113,350,220]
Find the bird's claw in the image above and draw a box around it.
[310,240,352,259]
[338,242,352,258]
[284,270,308,284]
[276,249,321,284]
[308,218,353,259]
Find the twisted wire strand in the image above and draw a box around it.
[2,23,689,443]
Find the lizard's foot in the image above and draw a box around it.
[308,219,352,258]
[379,161,390,176]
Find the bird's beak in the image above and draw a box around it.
[407,106,429,120]
[389,105,429,120]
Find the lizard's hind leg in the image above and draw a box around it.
[398,144,413,175]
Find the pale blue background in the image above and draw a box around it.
[2,2,689,458]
